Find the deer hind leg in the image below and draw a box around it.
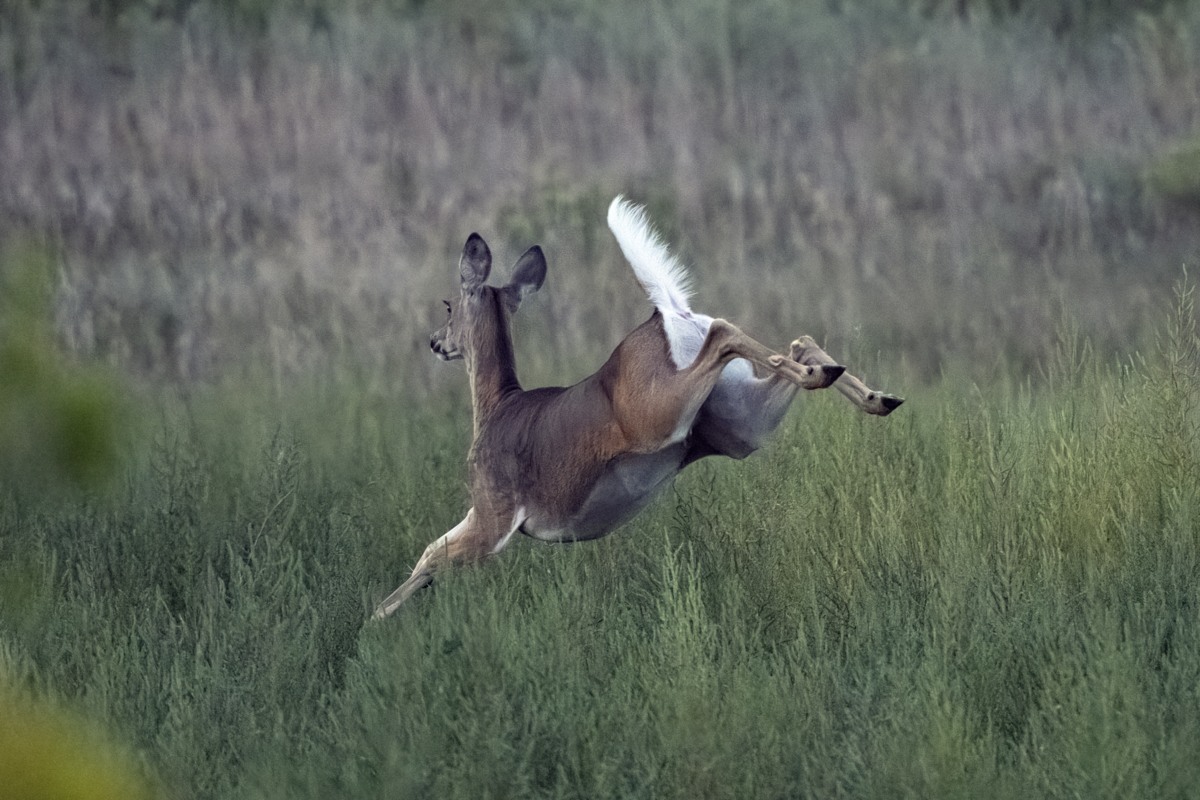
[372,506,525,619]
[643,319,840,461]
[682,325,849,463]
[686,361,805,464]
[697,318,845,391]
[613,318,844,457]
[789,335,904,416]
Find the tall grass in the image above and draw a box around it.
[2,279,1197,798]
[4,1,1200,796]
[3,0,1200,388]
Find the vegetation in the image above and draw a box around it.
[0,245,125,494]
[2,280,1198,798]
[3,0,1200,387]
[3,0,1200,797]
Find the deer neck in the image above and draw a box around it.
[466,292,521,437]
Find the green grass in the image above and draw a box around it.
[2,289,1198,799]
[4,2,1200,795]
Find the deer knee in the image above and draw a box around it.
[697,319,747,364]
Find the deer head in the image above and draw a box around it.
[430,233,546,364]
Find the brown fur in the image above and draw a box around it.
[373,233,898,619]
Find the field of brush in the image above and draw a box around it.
[2,1,1200,798]
[4,310,1200,798]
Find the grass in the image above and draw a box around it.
[2,281,1198,798]
[3,0,1200,387]
[4,1,1200,796]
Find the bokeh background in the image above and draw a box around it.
[4,0,1199,393]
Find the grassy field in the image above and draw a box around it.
[4,0,1200,386]
[2,279,1199,798]
[3,0,1200,797]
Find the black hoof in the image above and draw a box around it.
[822,365,846,386]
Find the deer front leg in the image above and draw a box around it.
[790,335,904,416]
[372,506,524,619]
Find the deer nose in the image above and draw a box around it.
[430,337,440,353]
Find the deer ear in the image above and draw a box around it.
[459,233,492,290]
[502,245,547,312]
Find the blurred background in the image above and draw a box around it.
[3,5,1200,796]
[2,0,1199,393]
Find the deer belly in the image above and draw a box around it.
[521,445,686,542]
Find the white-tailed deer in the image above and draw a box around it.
[373,197,902,618]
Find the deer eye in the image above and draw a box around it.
[443,300,452,314]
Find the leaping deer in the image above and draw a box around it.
[373,197,902,618]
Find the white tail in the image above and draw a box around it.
[372,198,902,619]
[607,196,693,316]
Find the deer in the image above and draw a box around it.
[372,197,902,618]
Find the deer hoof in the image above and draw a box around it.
[794,362,844,390]
[772,356,842,389]
[819,364,846,387]
[865,393,905,416]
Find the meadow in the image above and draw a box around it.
[3,286,1199,799]
[3,0,1200,797]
